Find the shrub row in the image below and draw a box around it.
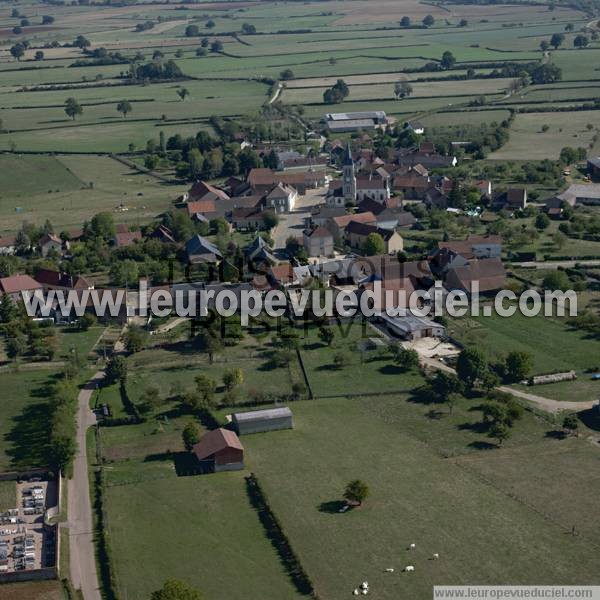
[245,473,318,598]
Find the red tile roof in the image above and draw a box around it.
[186,200,216,216]
[193,428,243,461]
[332,211,376,229]
[0,274,42,295]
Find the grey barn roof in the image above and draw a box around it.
[233,407,293,422]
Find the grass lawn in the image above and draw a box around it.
[0,370,56,471]
[298,321,425,398]
[0,480,16,511]
[241,396,600,600]
[126,332,303,407]
[448,312,599,375]
[104,464,302,600]
[57,325,105,360]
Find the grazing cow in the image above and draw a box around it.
[385,568,394,573]
[433,553,439,559]
[405,565,415,572]
[353,589,359,596]
[409,543,416,549]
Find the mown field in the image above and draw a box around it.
[0,370,55,471]
[0,154,187,234]
[241,395,600,600]
[0,0,597,157]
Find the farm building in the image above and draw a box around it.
[192,428,244,472]
[232,407,294,435]
[325,111,388,132]
[378,312,446,340]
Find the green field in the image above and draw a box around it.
[241,396,600,600]
[449,311,600,402]
[489,111,600,160]
[0,0,596,159]
[104,466,302,600]
[0,479,16,510]
[0,154,187,233]
[0,370,55,471]
[298,321,424,398]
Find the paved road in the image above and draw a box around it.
[272,188,326,250]
[68,371,103,600]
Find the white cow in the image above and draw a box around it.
[385,568,394,573]
[433,553,440,559]
[409,543,416,549]
[405,565,415,572]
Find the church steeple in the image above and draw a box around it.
[342,142,356,202]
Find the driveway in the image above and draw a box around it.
[68,371,103,600]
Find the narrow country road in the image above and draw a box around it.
[68,371,103,600]
[497,386,597,414]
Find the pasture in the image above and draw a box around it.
[103,460,302,600]
[489,111,600,160]
[241,395,600,600]
[0,0,596,161]
[0,370,55,471]
[0,154,187,233]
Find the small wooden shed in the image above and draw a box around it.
[232,407,294,435]
[192,428,244,472]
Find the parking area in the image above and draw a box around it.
[0,479,58,574]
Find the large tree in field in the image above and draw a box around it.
[394,80,413,100]
[116,100,132,118]
[422,14,435,27]
[504,350,533,382]
[456,347,488,390]
[64,97,83,120]
[344,480,369,506]
[550,33,564,49]
[151,579,203,600]
[10,44,25,61]
[440,50,456,69]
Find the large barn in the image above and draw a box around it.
[192,428,244,472]
[232,407,294,435]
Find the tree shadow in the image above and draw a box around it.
[458,421,489,434]
[468,441,497,450]
[378,364,409,376]
[406,386,438,406]
[579,408,600,432]
[317,500,348,514]
[5,402,53,470]
[425,409,445,420]
[545,430,567,440]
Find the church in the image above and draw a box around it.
[326,143,390,207]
